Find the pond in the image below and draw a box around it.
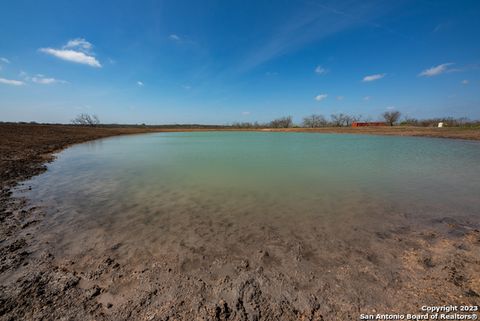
[17,132,480,263]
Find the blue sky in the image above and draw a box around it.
[0,0,479,124]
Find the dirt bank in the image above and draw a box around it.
[263,126,480,141]
[1,124,479,321]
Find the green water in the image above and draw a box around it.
[19,132,480,257]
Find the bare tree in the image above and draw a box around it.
[330,113,354,127]
[401,116,418,126]
[330,114,343,127]
[71,113,100,127]
[350,114,363,124]
[231,122,263,128]
[269,116,293,128]
[302,114,327,128]
[382,111,401,126]
[343,115,356,127]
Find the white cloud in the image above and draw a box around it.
[18,71,29,80]
[419,63,454,77]
[32,77,56,84]
[315,65,327,74]
[63,38,92,52]
[362,73,386,82]
[363,96,371,101]
[0,57,10,64]
[336,96,344,101]
[241,111,251,115]
[40,48,101,67]
[386,106,395,110]
[461,79,469,85]
[182,85,191,90]
[168,34,196,45]
[315,94,328,101]
[39,38,101,67]
[18,72,67,85]
[137,81,144,86]
[31,74,66,85]
[0,78,24,86]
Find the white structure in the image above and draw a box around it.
[438,122,444,128]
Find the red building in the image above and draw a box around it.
[351,122,386,127]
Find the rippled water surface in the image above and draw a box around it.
[19,132,480,258]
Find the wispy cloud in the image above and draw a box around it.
[31,74,67,85]
[336,96,344,101]
[19,72,67,85]
[137,81,144,87]
[39,38,101,67]
[0,77,24,86]
[461,79,469,85]
[418,63,454,77]
[315,65,327,74]
[315,94,328,101]
[433,21,452,33]
[0,57,9,70]
[63,38,92,51]
[168,33,197,46]
[363,96,371,101]
[241,111,251,115]
[238,1,401,72]
[168,34,197,46]
[433,24,442,33]
[265,71,279,76]
[362,73,385,82]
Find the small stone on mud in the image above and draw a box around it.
[465,289,479,297]
[423,257,435,268]
[88,285,101,298]
[258,250,269,259]
[240,260,249,269]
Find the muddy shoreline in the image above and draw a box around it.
[1,124,479,321]
[262,126,480,141]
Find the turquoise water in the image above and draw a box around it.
[19,132,480,257]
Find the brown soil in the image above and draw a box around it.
[1,124,479,321]
[263,126,480,140]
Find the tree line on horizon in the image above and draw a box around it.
[232,111,400,128]
[231,111,480,128]
[69,111,402,128]
[3,111,478,128]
